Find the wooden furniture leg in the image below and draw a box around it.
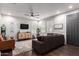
[1,49,12,56]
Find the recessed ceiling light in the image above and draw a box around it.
[56,11,60,14]
[68,5,73,9]
[7,13,11,15]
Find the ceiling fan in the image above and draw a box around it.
[24,11,39,17]
[24,5,39,18]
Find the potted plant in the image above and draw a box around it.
[36,28,41,37]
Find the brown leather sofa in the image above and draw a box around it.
[32,33,64,54]
[0,34,15,56]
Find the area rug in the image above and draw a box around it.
[13,40,32,56]
[0,40,32,56]
[15,51,32,56]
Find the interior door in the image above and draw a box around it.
[67,13,79,46]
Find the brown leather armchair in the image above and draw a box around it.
[0,34,15,56]
[0,39,15,51]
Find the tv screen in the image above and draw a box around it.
[20,24,29,29]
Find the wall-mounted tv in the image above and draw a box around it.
[20,24,29,29]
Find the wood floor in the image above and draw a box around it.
[32,45,79,56]
[2,44,79,56]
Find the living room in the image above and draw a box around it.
[32,3,79,55]
[0,3,79,56]
[0,3,47,56]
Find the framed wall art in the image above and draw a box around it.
[54,24,63,29]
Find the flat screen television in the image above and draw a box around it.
[20,24,29,29]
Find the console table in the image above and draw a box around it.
[17,32,32,41]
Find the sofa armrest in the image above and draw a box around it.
[0,40,15,51]
[32,40,43,45]
[32,40,46,53]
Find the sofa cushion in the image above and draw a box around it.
[47,33,63,37]
[37,36,50,41]
[47,33,54,36]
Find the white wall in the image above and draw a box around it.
[45,9,79,44]
[46,14,66,44]
[46,14,66,34]
[0,15,46,40]
[1,9,79,41]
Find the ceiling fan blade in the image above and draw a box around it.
[24,14,30,16]
[33,14,39,16]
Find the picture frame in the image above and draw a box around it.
[54,24,63,29]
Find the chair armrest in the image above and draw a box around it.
[0,40,15,51]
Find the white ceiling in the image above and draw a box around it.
[0,3,79,20]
